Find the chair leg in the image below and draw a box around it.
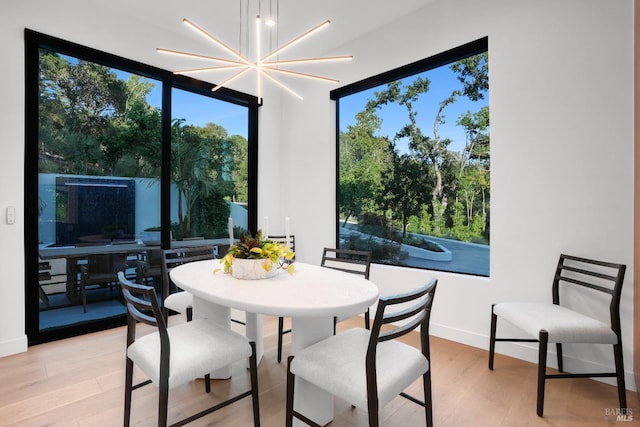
[488,305,497,370]
[424,369,433,427]
[556,343,563,372]
[158,380,169,427]
[367,396,380,427]
[364,308,370,330]
[613,343,627,410]
[186,306,193,322]
[537,331,549,417]
[204,374,211,394]
[249,342,261,427]
[124,358,134,427]
[81,279,87,313]
[285,356,295,427]
[278,317,285,363]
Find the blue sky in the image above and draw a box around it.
[62,53,486,146]
[60,52,250,139]
[145,83,249,139]
[122,59,488,148]
[338,65,488,154]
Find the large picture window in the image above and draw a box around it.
[331,38,489,276]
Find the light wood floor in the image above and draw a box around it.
[0,316,637,426]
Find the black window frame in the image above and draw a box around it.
[330,36,489,276]
[25,29,259,344]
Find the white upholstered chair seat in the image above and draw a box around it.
[493,302,617,344]
[128,318,251,389]
[290,328,429,409]
[164,290,193,314]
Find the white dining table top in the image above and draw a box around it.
[170,259,379,318]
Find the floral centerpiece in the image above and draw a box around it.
[220,230,295,279]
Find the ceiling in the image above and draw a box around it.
[91,0,433,95]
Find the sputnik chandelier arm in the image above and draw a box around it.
[182,18,253,68]
[156,48,246,66]
[157,6,352,101]
[262,56,352,66]
[260,19,330,63]
[262,67,339,83]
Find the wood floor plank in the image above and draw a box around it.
[0,316,637,426]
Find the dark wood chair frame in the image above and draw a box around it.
[488,253,627,416]
[160,246,215,322]
[321,247,372,332]
[286,279,437,427]
[119,272,260,427]
[79,252,129,313]
[135,248,163,286]
[281,247,371,364]
[266,235,296,363]
[38,261,51,306]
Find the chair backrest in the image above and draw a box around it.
[160,246,215,300]
[553,254,626,335]
[366,279,437,399]
[118,271,168,351]
[267,235,296,252]
[85,252,128,277]
[144,249,163,266]
[321,248,370,279]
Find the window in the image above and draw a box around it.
[25,30,258,343]
[331,38,489,276]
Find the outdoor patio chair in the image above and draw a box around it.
[79,252,128,313]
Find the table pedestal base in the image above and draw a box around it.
[291,316,335,427]
[192,298,265,376]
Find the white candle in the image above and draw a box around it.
[285,217,291,250]
[263,216,269,239]
[228,217,234,247]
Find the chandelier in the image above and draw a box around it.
[157,2,352,102]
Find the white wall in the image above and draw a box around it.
[0,0,635,391]
[274,0,636,390]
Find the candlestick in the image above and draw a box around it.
[228,217,234,247]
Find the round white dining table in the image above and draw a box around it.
[170,259,379,426]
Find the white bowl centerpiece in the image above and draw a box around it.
[221,230,295,279]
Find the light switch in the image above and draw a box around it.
[6,206,15,225]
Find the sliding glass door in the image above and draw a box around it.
[25,30,258,344]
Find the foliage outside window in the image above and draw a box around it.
[333,39,489,276]
[38,50,250,242]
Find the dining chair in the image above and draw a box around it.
[160,246,215,322]
[79,252,129,313]
[118,272,261,427]
[286,278,437,427]
[267,235,296,363]
[322,248,372,330]
[488,253,627,416]
[278,246,371,363]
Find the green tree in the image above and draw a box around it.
[226,134,249,203]
[339,109,392,226]
[380,150,430,237]
[171,120,235,238]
